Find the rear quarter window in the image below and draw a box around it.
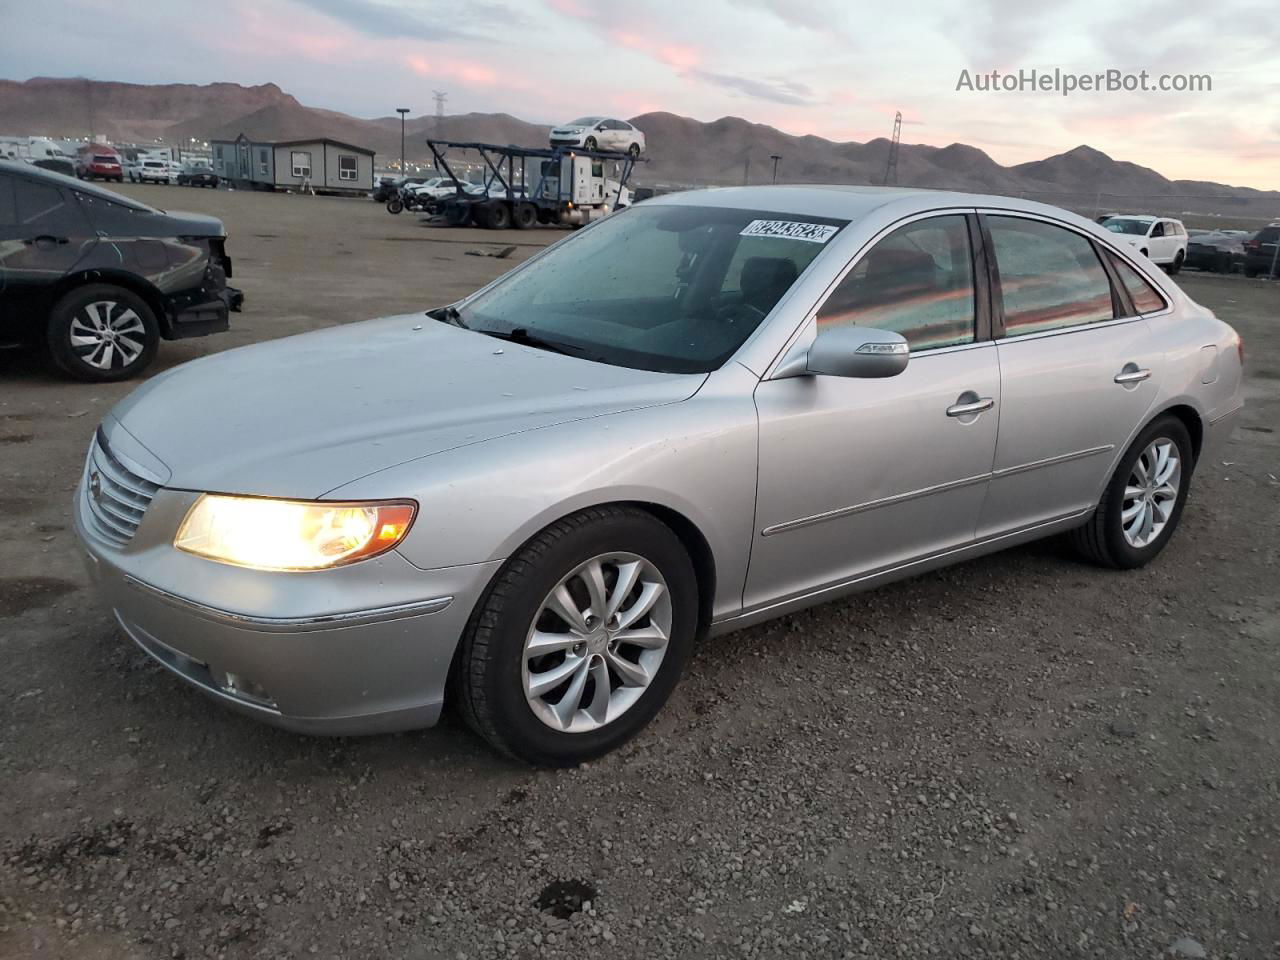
[1107,252,1167,315]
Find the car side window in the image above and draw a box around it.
[986,216,1115,335]
[815,214,975,351]
[1150,222,1165,238]
[77,192,147,234]
[1107,252,1167,314]
[12,178,74,230]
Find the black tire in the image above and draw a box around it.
[583,136,598,151]
[1068,415,1194,569]
[512,202,538,229]
[485,201,512,230]
[454,506,699,766]
[628,143,641,159]
[386,197,403,215]
[1167,251,1184,275]
[46,284,160,383]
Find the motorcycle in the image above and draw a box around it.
[386,185,432,216]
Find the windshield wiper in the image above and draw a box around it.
[429,305,468,328]
[480,328,583,357]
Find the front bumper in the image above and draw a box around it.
[73,427,501,735]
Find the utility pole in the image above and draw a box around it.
[770,154,782,183]
[84,77,96,142]
[882,110,902,186]
[396,107,410,173]
[433,90,448,125]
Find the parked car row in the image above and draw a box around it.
[1098,214,1279,278]
[125,158,219,188]
[0,161,241,381]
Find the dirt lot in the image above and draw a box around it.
[1,184,1278,960]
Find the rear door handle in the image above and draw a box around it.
[1114,367,1151,384]
[946,396,995,417]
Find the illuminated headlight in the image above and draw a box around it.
[174,495,416,571]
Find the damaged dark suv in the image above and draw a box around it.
[0,161,243,382]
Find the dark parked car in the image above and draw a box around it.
[1243,226,1280,278]
[31,157,78,177]
[176,163,219,188]
[1184,232,1245,274]
[372,175,426,202]
[0,162,243,381]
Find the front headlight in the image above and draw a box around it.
[174,495,416,571]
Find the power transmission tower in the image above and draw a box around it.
[882,111,901,186]
[433,91,447,121]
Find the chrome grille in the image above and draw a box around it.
[83,430,160,547]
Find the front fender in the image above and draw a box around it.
[327,364,761,623]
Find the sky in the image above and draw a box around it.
[2,0,1278,189]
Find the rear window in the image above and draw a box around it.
[92,155,117,163]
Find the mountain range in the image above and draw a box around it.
[2,77,1276,219]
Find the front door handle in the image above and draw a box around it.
[24,235,69,246]
[946,396,995,417]
[1114,367,1151,384]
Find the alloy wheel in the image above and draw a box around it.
[69,301,148,371]
[522,552,672,733]
[1120,438,1181,548]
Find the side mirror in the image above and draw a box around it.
[785,326,909,379]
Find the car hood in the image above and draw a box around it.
[105,314,706,498]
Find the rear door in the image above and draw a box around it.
[977,212,1161,538]
[0,172,97,336]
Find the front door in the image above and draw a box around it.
[977,213,1161,537]
[746,213,1000,610]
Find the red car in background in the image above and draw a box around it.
[75,145,123,182]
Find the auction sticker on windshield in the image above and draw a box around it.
[740,220,840,243]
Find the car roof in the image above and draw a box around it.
[647,184,1106,232]
[0,159,156,210]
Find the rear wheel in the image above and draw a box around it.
[386,197,403,214]
[454,506,698,765]
[1167,250,1184,275]
[512,202,538,229]
[1069,415,1194,569]
[483,201,512,229]
[628,143,641,159]
[46,284,159,382]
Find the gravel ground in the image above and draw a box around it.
[1,187,1277,960]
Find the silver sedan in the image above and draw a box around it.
[74,186,1244,765]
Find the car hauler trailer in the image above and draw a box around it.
[425,139,643,229]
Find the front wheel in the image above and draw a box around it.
[1069,415,1194,569]
[46,284,160,382]
[386,197,403,215]
[583,136,598,151]
[454,506,699,765]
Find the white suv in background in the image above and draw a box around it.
[1100,215,1188,273]
[549,117,646,157]
[135,159,171,183]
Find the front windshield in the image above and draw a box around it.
[569,116,604,126]
[454,205,846,374]
[1103,218,1153,236]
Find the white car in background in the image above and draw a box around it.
[135,159,171,183]
[549,117,646,157]
[1101,216,1188,273]
[407,176,467,200]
